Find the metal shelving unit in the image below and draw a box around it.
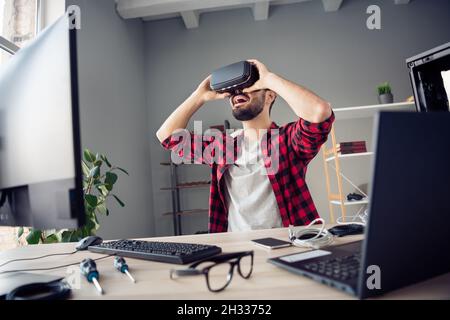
[160,161,210,236]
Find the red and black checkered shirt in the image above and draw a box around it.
[161,113,334,233]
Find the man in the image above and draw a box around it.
[156,60,334,233]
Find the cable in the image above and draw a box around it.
[288,218,335,249]
[336,207,368,226]
[0,251,78,268]
[6,281,72,300]
[327,161,369,225]
[0,255,113,275]
[328,163,368,198]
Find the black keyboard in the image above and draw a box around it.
[88,239,222,265]
[303,253,361,281]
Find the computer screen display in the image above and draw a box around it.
[407,42,450,112]
[0,15,84,229]
[442,69,450,104]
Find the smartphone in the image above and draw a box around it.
[251,237,292,250]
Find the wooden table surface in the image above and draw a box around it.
[1,227,449,300]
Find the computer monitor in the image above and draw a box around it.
[0,14,85,229]
[407,42,450,112]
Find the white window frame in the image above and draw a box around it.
[36,0,43,32]
[0,36,18,54]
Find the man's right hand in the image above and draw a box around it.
[194,75,230,104]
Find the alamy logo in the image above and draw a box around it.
[67,5,81,30]
[366,5,381,30]
[366,265,381,290]
[169,121,280,175]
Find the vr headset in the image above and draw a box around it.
[210,61,259,94]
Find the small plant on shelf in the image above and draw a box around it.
[377,82,394,104]
[17,149,129,245]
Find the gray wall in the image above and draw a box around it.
[67,0,154,239]
[144,0,450,236]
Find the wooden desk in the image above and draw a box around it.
[1,227,449,300]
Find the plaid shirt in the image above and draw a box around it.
[161,113,335,233]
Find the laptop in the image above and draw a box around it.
[269,112,450,299]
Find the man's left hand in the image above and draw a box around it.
[243,59,275,93]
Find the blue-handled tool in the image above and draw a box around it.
[114,257,136,283]
[80,258,104,294]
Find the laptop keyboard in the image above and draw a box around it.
[303,253,361,281]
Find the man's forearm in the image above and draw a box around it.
[267,73,332,123]
[156,92,203,143]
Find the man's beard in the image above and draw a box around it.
[232,99,264,121]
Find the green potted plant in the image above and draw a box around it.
[377,82,394,104]
[17,149,128,244]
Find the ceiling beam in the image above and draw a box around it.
[253,1,270,21]
[180,10,199,28]
[321,0,343,12]
[117,0,276,19]
[394,0,410,4]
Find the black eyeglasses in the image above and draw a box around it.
[170,251,254,292]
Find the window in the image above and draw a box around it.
[0,0,39,251]
[0,0,38,64]
[1,0,38,44]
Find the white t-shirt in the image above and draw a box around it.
[224,134,282,232]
